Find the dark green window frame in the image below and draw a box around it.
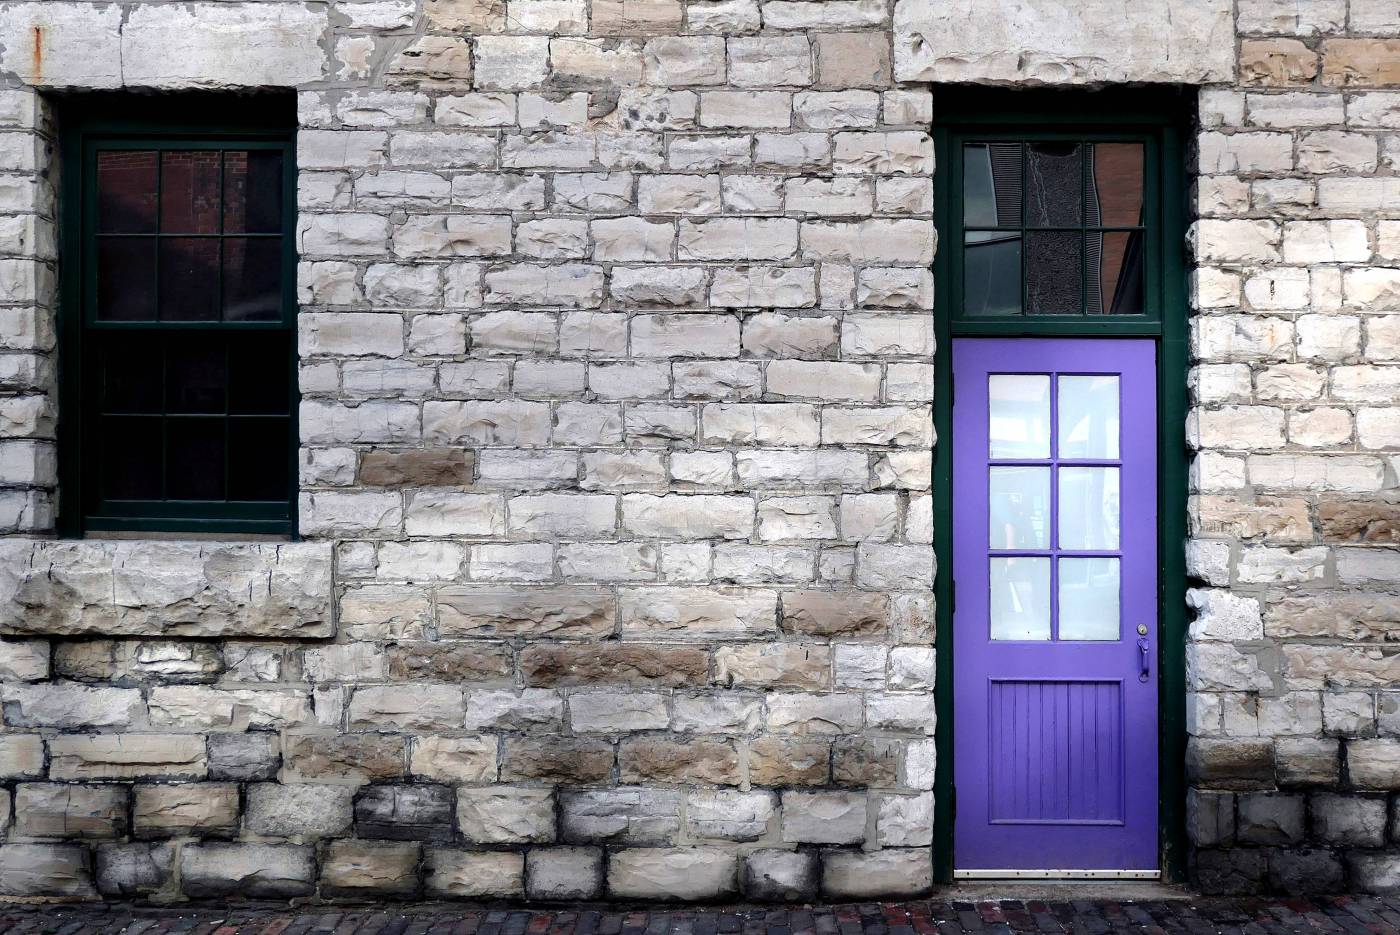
[58,96,299,537]
[931,88,1192,883]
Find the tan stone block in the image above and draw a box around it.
[620,738,741,785]
[133,783,240,837]
[0,734,44,779]
[715,644,831,689]
[48,735,207,781]
[1318,500,1400,544]
[424,0,505,31]
[427,849,524,897]
[1322,39,1400,87]
[814,32,891,88]
[409,735,498,782]
[1240,39,1319,86]
[780,591,889,637]
[1191,495,1313,543]
[501,736,615,782]
[436,586,615,638]
[748,736,830,786]
[520,644,708,688]
[359,448,472,487]
[833,737,900,786]
[282,734,406,784]
[387,643,513,682]
[321,841,421,895]
[592,0,683,34]
[1284,646,1400,689]
[15,784,128,839]
[1265,592,1400,640]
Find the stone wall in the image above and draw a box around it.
[0,0,1395,904]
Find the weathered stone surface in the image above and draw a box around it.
[321,841,421,896]
[820,849,932,899]
[561,788,680,844]
[436,587,615,638]
[0,541,333,638]
[282,734,405,784]
[244,784,354,839]
[526,847,605,899]
[502,736,614,782]
[48,734,207,781]
[15,783,128,839]
[620,738,741,785]
[356,785,454,841]
[609,847,737,900]
[95,843,173,897]
[180,844,315,899]
[426,849,525,898]
[743,849,817,901]
[360,448,472,486]
[521,644,708,687]
[458,787,555,843]
[133,783,239,837]
[0,843,96,897]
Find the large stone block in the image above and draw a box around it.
[96,843,173,897]
[526,847,604,900]
[426,849,525,898]
[244,784,354,839]
[48,734,207,781]
[133,784,239,838]
[0,540,333,638]
[820,848,932,898]
[321,841,421,896]
[743,849,817,901]
[180,844,315,899]
[608,847,737,900]
[15,783,128,839]
[0,844,96,897]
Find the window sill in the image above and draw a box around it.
[0,538,333,639]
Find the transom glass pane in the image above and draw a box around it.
[1027,142,1082,227]
[1025,231,1081,315]
[1088,143,1143,227]
[964,231,1022,317]
[1090,232,1144,315]
[963,142,1022,227]
[1058,467,1121,551]
[989,466,1050,550]
[990,556,1051,641]
[97,150,158,233]
[1058,375,1120,459]
[1058,557,1120,641]
[989,374,1050,459]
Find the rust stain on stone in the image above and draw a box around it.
[31,25,42,79]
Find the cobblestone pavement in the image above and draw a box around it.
[3,897,1400,935]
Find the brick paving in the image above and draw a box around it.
[3,897,1400,935]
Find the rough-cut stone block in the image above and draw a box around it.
[133,783,239,838]
[526,847,604,900]
[321,841,421,896]
[48,734,207,781]
[0,843,96,897]
[181,844,314,899]
[608,847,737,900]
[458,787,555,843]
[96,843,173,897]
[743,849,817,901]
[15,783,128,839]
[427,849,525,898]
[820,848,932,898]
[244,784,354,839]
[0,540,333,638]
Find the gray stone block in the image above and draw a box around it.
[208,732,280,781]
[1186,790,1234,847]
[0,844,96,897]
[743,849,817,901]
[1312,793,1386,846]
[96,843,174,897]
[1267,848,1343,894]
[1350,853,1400,894]
[181,844,316,898]
[608,847,738,900]
[525,846,604,900]
[244,783,354,839]
[355,784,454,841]
[819,848,932,899]
[1237,793,1305,845]
[1193,848,1267,896]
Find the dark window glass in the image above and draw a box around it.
[1089,143,1144,227]
[166,418,225,500]
[159,238,221,320]
[97,239,157,320]
[97,151,158,233]
[1025,231,1081,315]
[229,334,291,414]
[160,150,222,234]
[223,237,282,321]
[224,150,283,233]
[101,341,162,413]
[1026,143,1082,227]
[963,143,1022,227]
[229,418,290,501]
[1091,231,1145,315]
[100,417,163,500]
[166,339,227,413]
[964,232,1022,317]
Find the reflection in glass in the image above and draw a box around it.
[97,239,157,320]
[963,143,1022,227]
[989,466,1050,550]
[1058,467,1121,550]
[159,238,221,321]
[1027,143,1082,227]
[160,151,222,234]
[223,238,282,321]
[1058,375,1120,459]
[991,556,1051,640]
[97,151,158,233]
[964,232,1022,317]
[1058,557,1120,641]
[1026,231,1081,315]
[1088,143,1144,227]
[224,151,283,233]
[989,374,1050,459]
[1089,231,1144,315]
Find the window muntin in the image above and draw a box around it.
[960,139,1149,320]
[70,131,295,535]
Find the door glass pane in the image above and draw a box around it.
[990,556,1050,641]
[989,466,1050,550]
[1058,467,1120,550]
[1025,231,1081,315]
[1026,142,1082,227]
[1058,557,1120,641]
[964,232,1022,317]
[1058,375,1120,459]
[1088,143,1143,227]
[160,151,222,234]
[988,374,1050,459]
[97,151,158,233]
[963,143,1022,227]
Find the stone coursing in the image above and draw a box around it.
[0,0,1394,904]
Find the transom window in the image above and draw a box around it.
[61,103,296,535]
[953,137,1156,322]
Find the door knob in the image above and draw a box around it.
[1137,636,1150,682]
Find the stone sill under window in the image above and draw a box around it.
[0,538,334,639]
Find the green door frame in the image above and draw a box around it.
[930,88,1193,883]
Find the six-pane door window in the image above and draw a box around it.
[72,135,295,534]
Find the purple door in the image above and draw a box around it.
[953,338,1158,875]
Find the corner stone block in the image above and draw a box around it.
[819,848,933,899]
[181,843,315,899]
[0,843,96,897]
[608,847,738,901]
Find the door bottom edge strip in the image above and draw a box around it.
[953,870,1161,881]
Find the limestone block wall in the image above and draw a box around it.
[0,0,1395,904]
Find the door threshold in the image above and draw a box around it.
[954,870,1160,881]
[940,879,1189,902]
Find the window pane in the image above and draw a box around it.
[1058,466,1121,551]
[160,151,222,234]
[1089,143,1143,227]
[1025,231,1081,315]
[229,418,291,501]
[101,342,162,414]
[989,466,1050,550]
[97,239,157,320]
[222,237,282,321]
[159,238,221,321]
[964,232,1022,317]
[229,334,291,415]
[100,416,163,500]
[97,151,158,233]
[166,339,227,414]
[1058,375,1120,459]
[989,374,1050,459]
[167,418,225,500]
[1058,557,1120,641]
[963,143,1021,227]
[1026,142,1082,227]
[1089,231,1144,315]
[224,151,283,233]
[990,556,1050,641]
